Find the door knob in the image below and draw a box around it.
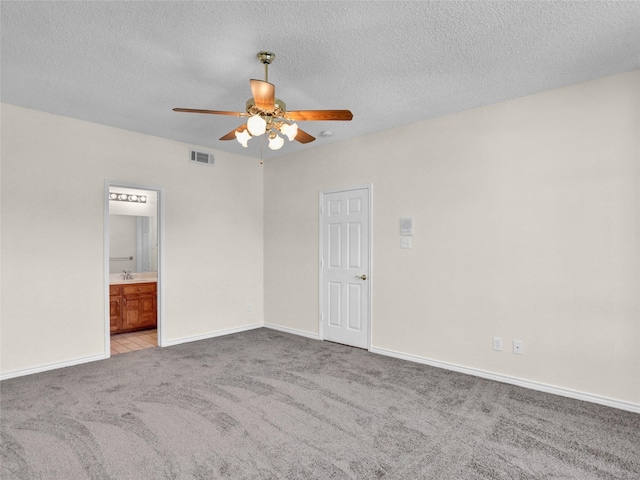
[355,274,367,280]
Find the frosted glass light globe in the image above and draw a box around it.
[235,129,252,147]
[247,115,267,136]
[280,122,298,141]
[268,134,284,150]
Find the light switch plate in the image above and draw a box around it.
[401,237,412,249]
[400,217,413,235]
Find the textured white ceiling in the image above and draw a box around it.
[2,1,639,160]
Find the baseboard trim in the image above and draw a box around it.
[0,353,107,381]
[369,346,640,414]
[3,327,637,414]
[162,323,263,347]
[263,323,320,340]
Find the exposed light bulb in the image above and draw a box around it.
[246,115,267,136]
[235,129,252,147]
[268,133,284,150]
[280,122,299,141]
[109,192,147,203]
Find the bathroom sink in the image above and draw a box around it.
[112,278,156,285]
[109,273,157,285]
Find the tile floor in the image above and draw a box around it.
[111,329,157,355]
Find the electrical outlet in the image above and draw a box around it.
[400,237,412,249]
[513,340,524,355]
[493,337,503,351]
[246,303,252,312]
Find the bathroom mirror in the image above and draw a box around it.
[108,188,158,274]
[108,215,158,274]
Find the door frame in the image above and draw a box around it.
[104,180,165,356]
[318,184,373,350]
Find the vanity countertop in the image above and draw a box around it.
[109,273,157,285]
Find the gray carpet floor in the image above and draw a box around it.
[1,328,639,479]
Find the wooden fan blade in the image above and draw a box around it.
[294,127,315,144]
[173,108,246,117]
[287,110,353,121]
[219,124,247,141]
[250,79,275,110]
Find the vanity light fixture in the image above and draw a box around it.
[109,192,147,203]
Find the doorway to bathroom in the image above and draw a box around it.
[104,182,164,357]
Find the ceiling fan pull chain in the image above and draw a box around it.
[260,136,264,165]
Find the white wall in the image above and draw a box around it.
[1,104,264,375]
[264,70,640,405]
[2,71,638,408]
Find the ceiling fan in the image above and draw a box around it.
[173,51,353,153]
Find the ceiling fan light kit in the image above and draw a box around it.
[268,131,285,150]
[235,128,251,148]
[280,122,298,141]
[247,114,267,137]
[173,51,353,158]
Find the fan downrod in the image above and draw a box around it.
[257,51,275,82]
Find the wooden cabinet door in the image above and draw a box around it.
[138,295,157,328]
[110,297,122,333]
[122,295,156,330]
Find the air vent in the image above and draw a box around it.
[189,149,215,166]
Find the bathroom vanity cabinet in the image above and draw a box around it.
[110,282,157,334]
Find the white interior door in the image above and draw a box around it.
[321,187,371,349]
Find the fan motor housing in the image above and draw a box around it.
[246,98,286,115]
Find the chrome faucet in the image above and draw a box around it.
[122,269,134,280]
